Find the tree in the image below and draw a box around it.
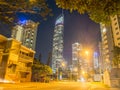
[0,0,52,24]
[112,46,120,68]
[56,0,120,24]
[32,58,52,82]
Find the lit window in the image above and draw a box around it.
[32,33,34,35]
[26,39,29,42]
[102,28,106,33]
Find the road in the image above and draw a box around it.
[0,81,119,90]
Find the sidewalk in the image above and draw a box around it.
[88,82,120,90]
[110,88,120,90]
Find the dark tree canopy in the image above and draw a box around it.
[56,0,120,24]
[32,58,52,82]
[0,0,52,24]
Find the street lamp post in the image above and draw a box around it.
[56,68,58,81]
[85,51,89,56]
[56,60,66,81]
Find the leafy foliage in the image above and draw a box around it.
[0,0,52,24]
[112,46,120,68]
[56,0,120,24]
[32,58,52,82]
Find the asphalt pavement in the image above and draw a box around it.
[0,81,119,90]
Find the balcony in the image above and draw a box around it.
[17,66,31,72]
[18,55,33,63]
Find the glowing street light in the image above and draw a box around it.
[82,70,85,75]
[57,60,66,80]
[85,50,89,56]
[62,62,65,67]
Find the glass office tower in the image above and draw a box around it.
[52,14,64,73]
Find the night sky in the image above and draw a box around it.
[0,0,101,64]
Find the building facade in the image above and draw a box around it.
[100,15,120,71]
[12,20,39,50]
[72,42,82,70]
[99,15,120,87]
[52,14,64,74]
[110,15,120,46]
[0,35,35,82]
[72,42,83,77]
[93,52,99,73]
[110,15,120,68]
[100,24,114,71]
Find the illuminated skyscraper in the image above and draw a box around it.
[52,14,64,73]
[72,43,82,69]
[12,20,39,50]
[72,42,82,76]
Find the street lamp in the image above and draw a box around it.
[56,60,66,81]
[62,62,65,67]
[85,50,89,56]
[60,61,66,80]
[82,70,85,75]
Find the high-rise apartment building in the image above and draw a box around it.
[72,42,85,78]
[100,15,120,71]
[12,20,39,50]
[72,42,82,70]
[52,14,64,73]
[100,24,114,71]
[110,15,120,46]
[99,15,120,87]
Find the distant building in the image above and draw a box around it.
[72,42,82,69]
[52,14,64,74]
[93,52,99,73]
[11,20,39,50]
[93,52,99,69]
[0,34,35,82]
[72,42,83,77]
